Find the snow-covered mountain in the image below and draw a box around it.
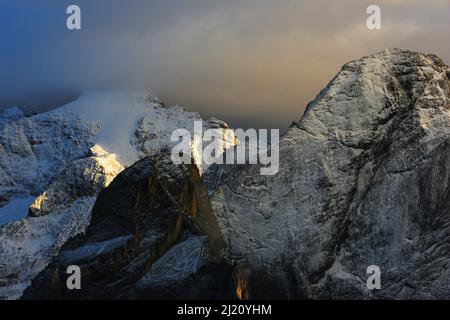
[2,49,450,300]
[0,91,234,299]
[21,49,450,300]
[207,48,450,299]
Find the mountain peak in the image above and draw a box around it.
[295,49,449,150]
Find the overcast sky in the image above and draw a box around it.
[1,0,449,129]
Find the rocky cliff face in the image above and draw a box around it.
[22,152,235,300]
[0,92,234,299]
[4,49,450,300]
[207,48,450,299]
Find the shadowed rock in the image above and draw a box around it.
[22,151,236,300]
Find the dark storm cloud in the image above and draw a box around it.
[0,0,449,129]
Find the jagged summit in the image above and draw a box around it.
[292,48,450,151]
[302,48,449,117]
[43,91,198,165]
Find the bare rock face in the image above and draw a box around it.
[206,48,450,299]
[22,152,235,300]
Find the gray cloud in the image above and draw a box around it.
[1,0,449,129]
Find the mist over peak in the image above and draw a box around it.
[1,0,449,130]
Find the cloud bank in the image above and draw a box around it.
[1,0,449,129]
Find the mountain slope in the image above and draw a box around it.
[23,152,234,300]
[207,48,450,299]
[0,92,233,299]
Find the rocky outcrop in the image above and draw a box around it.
[28,145,124,217]
[0,108,97,207]
[23,152,235,300]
